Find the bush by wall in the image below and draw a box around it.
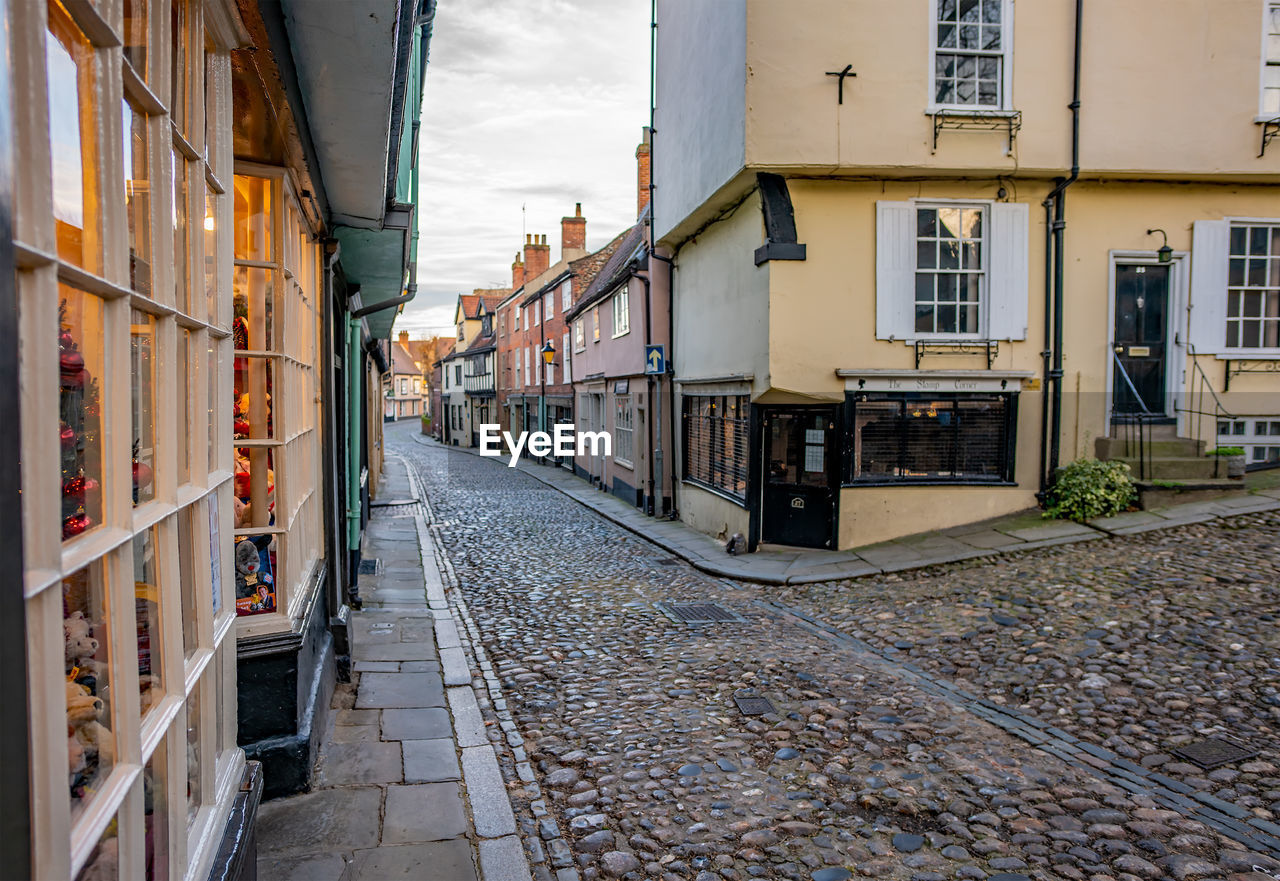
[1045,458,1137,522]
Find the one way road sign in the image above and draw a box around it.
[644,344,665,375]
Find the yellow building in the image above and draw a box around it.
[654,0,1280,550]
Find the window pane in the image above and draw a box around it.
[1250,225,1269,255]
[170,0,188,135]
[937,273,958,301]
[75,818,119,881]
[124,101,152,294]
[982,0,1001,23]
[233,356,275,440]
[185,684,201,828]
[173,151,190,310]
[133,528,164,718]
[959,0,980,22]
[1229,258,1245,287]
[917,240,937,269]
[144,736,169,881]
[940,239,960,270]
[131,310,157,505]
[937,23,956,47]
[915,273,934,302]
[47,5,95,268]
[177,329,190,485]
[938,303,957,332]
[123,0,147,76]
[233,175,273,262]
[208,341,218,472]
[64,561,114,824]
[915,303,934,334]
[233,266,274,351]
[205,185,219,324]
[959,24,979,48]
[855,400,901,478]
[917,209,937,237]
[1230,225,1247,255]
[60,287,105,540]
[1249,258,1268,287]
[178,508,198,657]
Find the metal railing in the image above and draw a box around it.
[1110,350,1159,480]
[1178,347,1238,479]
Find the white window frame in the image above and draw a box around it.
[592,306,601,341]
[614,395,634,467]
[1225,220,1280,353]
[544,291,554,320]
[574,317,585,352]
[612,283,631,338]
[513,306,520,331]
[561,280,572,311]
[533,301,540,327]
[563,332,572,383]
[927,0,1015,113]
[912,201,988,339]
[1260,0,1280,119]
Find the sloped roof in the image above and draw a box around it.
[463,331,496,354]
[390,340,420,375]
[567,221,646,319]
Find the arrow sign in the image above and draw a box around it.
[644,344,665,375]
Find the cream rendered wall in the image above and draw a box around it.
[653,0,748,241]
[672,192,769,544]
[1056,182,1280,460]
[742,0,1279,178]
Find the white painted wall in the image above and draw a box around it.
[653,0,747,242]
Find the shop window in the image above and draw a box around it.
[47,2,98,269]
[124,100,152,294]
[205,183,219,324]
[682,394,749,500]
[170,0,191,138]
[847,392,1015,483]
[208,340,219,473]
[131,310,157,505]
[60,288,105,541]
[615,396,634,466]
[64,561,114,824]
[133,529,164,718]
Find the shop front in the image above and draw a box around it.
[12,0,250,876]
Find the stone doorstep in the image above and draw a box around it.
[355,672,447,709]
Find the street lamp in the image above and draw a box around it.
[539,340,556,463]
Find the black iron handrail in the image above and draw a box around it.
[1178,348,1239,479]
[1111,350,1157,480]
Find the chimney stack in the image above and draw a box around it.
[561,202,587,259]
[511,251,525,289]
[636,127,651,220]
[398,330,409,345]
[524,232,551,281]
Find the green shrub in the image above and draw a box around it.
[1208,446,1244,456]
[1045,458,1137,522]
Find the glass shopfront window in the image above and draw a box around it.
[18,2,242,877]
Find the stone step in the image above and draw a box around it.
[1135,479,1247,509]
[1095,436,1205,459]
[1114,456,1226,480]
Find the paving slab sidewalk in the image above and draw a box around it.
[416,434,1280,585]
[255,458,530,881]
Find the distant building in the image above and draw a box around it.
[385,331,423,421]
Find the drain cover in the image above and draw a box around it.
[656,601,745,624]
[734,695,776,716]
[1172,738,1259,769]
[358,558,380,575]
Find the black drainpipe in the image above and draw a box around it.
[1041,0,1084,490]
[650,0,677,518]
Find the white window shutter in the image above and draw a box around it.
[1189,220,1228,355]
[876,202,915,340]
[987,201,1029,340]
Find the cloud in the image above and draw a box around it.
[401,0,651,337]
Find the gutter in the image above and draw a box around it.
[1040,0,1084,493]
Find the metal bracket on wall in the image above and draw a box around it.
[931,109,1021,154]
[1224,358,1280,392]
[1260,117,1280,159]
[914,339,999,369]
[824,64,856,104]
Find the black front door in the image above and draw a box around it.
[1113,263,1170,416]
[761,407,837,548]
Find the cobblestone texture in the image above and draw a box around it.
[394,426,1280,881]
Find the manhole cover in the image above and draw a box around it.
[734,695,776,716]
[1172,738,1259,769]
[358,558,381,575]
[656,601,746,624]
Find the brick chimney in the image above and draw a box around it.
[636,127,651,219]
[512,251,525,289]
[398,330,409,346]
[561,202,587,259]
[523,233,551,281]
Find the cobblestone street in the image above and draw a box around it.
[393,424,1280,881]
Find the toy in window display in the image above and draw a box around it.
[234,537,276,615]
[132,438,153,504]
[59,299,101,539]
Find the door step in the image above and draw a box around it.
[1095,436,1204,459]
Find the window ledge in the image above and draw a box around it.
[1214,352,1280,360]
[844,479,1018,488]
[925,107,1020,118]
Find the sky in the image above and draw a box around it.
[396,0,652,339]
